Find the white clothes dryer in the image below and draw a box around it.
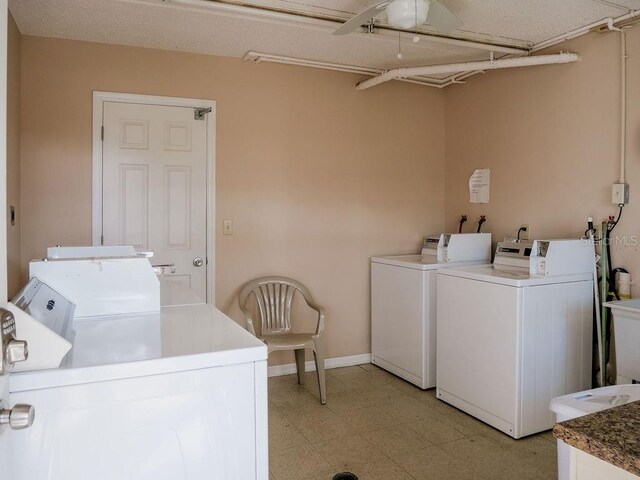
[9,249,268,480]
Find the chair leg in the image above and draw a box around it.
[313,340,326,405]
[294,348,306,385]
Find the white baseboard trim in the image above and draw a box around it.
[267,353,372,378]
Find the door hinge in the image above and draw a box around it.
[100,234,104,246]
[101,126,104,141]
[194,107,212,120]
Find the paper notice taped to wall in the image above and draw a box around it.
[469,169,490,204]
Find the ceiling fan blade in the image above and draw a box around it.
[426,0,462,33]
[333,1,391,35]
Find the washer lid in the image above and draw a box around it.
[10,304,267,392]
[371,254,487,271]
[438,264,592,287]
[550,385,640,418]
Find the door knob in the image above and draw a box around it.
[0,401,35,431]
[193,257,204,267]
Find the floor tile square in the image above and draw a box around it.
[270,444,335,480]
[362,424,434,460]
[314,434,385,471]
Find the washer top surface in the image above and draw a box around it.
[11,303,267,392]
[438,264,592,287]
[371,254,487,271]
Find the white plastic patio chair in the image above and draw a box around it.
[239,276,327,404]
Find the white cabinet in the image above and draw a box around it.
[11,358,268,480]
[569,447,638,480]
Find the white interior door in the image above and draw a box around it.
[102,102,208,305]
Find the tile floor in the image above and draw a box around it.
[268,364,558,480]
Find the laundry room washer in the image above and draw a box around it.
[436,239,594,438]
[371,233,491,389]
[8,248,268,480]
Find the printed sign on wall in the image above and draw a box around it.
[469,169,490,204]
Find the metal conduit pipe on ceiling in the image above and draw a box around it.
[532,10,640,52]
[164,0,529,54]
[445,11,640,88]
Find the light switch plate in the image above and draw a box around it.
[223,219,233,235]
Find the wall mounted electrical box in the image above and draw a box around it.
[612,183,629,205]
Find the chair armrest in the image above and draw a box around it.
[244,315,257,337]
[304,299,326,336]
[239,305,257,337]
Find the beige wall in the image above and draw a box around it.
[21,25,636,364]
[444,29,640,295]
[19,36,446,363]
[7,12,20,298]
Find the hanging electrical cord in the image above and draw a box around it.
[587,222,605,388]
[593,204,626,386]
[600,218,610,385]
[477,215,486,233]
[605,205,624,300]
[458,215,467,234]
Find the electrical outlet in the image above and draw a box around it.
[519,224,530,241]
[223,219,233,235]
[612,183,629,205]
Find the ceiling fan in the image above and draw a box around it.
[333,0,461,35]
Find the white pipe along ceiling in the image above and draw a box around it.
[531,10,640,52]
[355,52,581,90]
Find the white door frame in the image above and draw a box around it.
[0,0,7,304]
[1,1,11,477]
[92,91,216,304]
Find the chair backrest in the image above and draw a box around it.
[239,276,314,336]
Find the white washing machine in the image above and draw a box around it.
[436,239,594,438]
[7,248,268,480]
[371,233,491,389]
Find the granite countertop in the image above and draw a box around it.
[553,400,640,476]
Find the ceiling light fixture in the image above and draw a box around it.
[386,0,429,30]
